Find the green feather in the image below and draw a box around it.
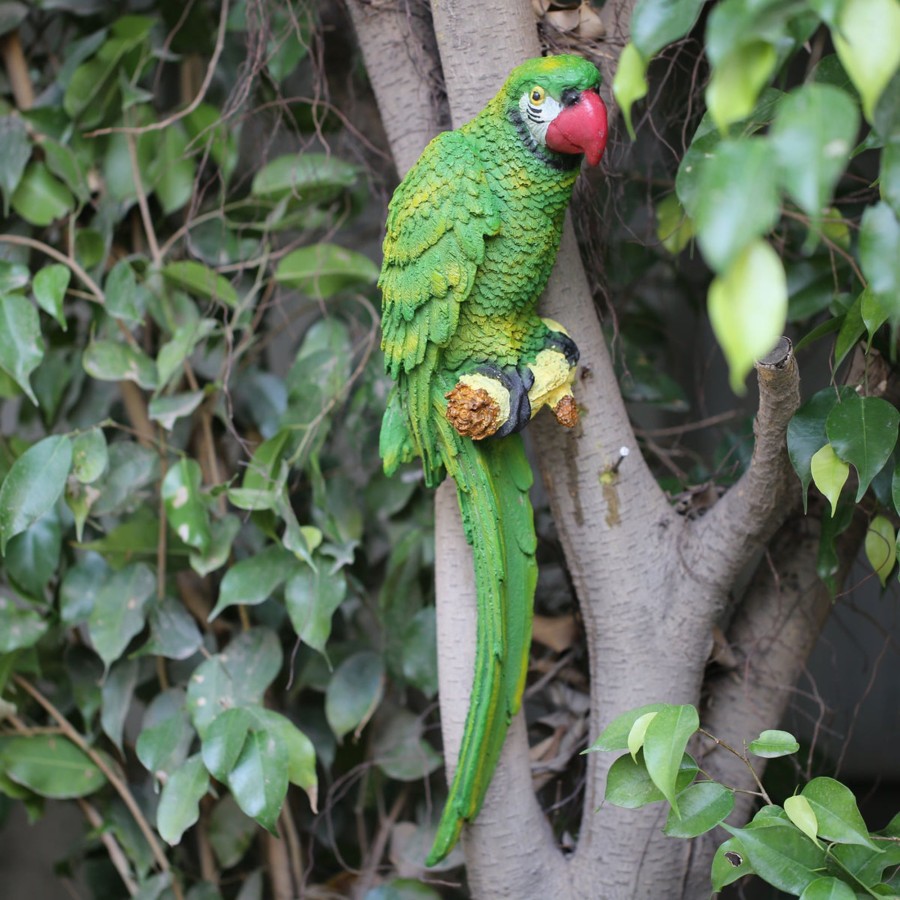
[378,54,601,864]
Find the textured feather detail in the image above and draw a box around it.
[426,427,537,867]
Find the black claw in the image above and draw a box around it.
[546,331,580,367]
[473,363,532,438]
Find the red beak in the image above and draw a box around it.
[545,90,608,167]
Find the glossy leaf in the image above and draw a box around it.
[613,43,648,140]
[0,602,48,652]
[801,777,880,850]
[706,41,777,133]
[799,878,857,900]
[748,729,800,759]
[208,796,256,869]
[136,699,192,778]
[139,596,204,661]
[693,139,780,272]
[627,711,657,761]
[832,0,900,122]
[228,727,288,834]
[826,393,900,500]
[161,261,237,308]
[209,545,302,620]
[325,651,385,741]
[11,162,75,226]
[105,259,142,324]
[83,339,157,390]
[664,781,734,838]
[161,458,211,554]
[865,515,896,586]
[810,444,850,515]
[274,243,379,299]
[655,193,694,255]
[859,202,900,313]
[0,434,72,553]
[0,292,44,404]
[148,391,205,431]
[770,84,859,222]
[284,561,347,655]
[711,835,755,891]
[642,703,700,814]
[189,514,241,577]
[250,153,358,204]
[6,513,62,598]
[32,264,70,330]
[0,735,106,798]
[202,708,255,781]
[87,562,155,668]
[605,751,698,808]
[371,708,441,782]
[71,427,109,484]
[0,114,31,215]
[586,703,668,752]
[707,239,787,393]
[785,795,820,845]
[630,0,705,59]
[157,754,209,845]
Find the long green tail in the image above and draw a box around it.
[426,416,538,865]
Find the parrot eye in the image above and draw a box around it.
[529,86,546,106]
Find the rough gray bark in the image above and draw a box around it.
[348,1,850,897]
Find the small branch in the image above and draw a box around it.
[682,337,801,594]
[119,381,155,446]
[84,0,230,139]
[127,131,162,267]
[697,728,771,805]
[354,787,408,899]
[0,30,34,110]
[0,235,105,305]
[78,798,139,896]
[13,676,177,892]
[264,830,293,900]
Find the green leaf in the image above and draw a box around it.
[161,458,211,554]
[0,292,44,404]
[693,139,780,272]
[100,658,139,752]
[242,429,291,493]
[136,698,192,778]
[0,260,29,293]
[228,727,288,834]
[105,259,142,324]
[642,703,700,814]
[162,261,238,308]
[189,514,241,577]
[865,515,896,586]
[186,628,282,736]
[250,153,358,205]
[612,43,649,140]
[706,41,778,133]
[604,751,699,808]
[148,391,205,431]
[83,338,157,390]
[655,193,694,255]
[156,319,218,390]
[208,796,256,869]
[202,708,255,781]
[32,264,70,330]
[723,820,827,895]
[11,162,75,226]
[0,735,106,798]
[325,651,385,741]
[138,596,204,661]
[0,602,48,652]
[826,393,900,500]
[6,512,61,598]
[810,444,851,515]
[708,239,788,393]
[711,835,755,891]
[184,103,238,180]
[833,291,865,370]
[785,795,820,845]
[788,388,848,512]
[664,781,735,838]
[71,427,108,484]
[371,707,442,782]
[274,244,379,299]
[0,114,32,216]
[284,561,347,655]
[87,562,156,668]
[832,0,900,122]
[801,777,881,850]
[586,703,669,752]
[627,711,657,761]
[770,84,859,223]
[157,754,209,845]
[748,729,800,758]
[859,202,900,315]
[209,545,303,620]
[799,877,857,900]
[0,434,72,554]
[630,0,705,58]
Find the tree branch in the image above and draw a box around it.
[681,337,801,595]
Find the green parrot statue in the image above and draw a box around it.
[378,55,608,865]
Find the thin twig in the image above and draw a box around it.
[78,798,139,896]
[698,728,772,805]
[0,234,105,304]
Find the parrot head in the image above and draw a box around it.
[502,55,608,167]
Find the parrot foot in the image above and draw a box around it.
[445,365,533,440]
[541,317,580,366]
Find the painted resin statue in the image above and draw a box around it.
[378,55,608,865]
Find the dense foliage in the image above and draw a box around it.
[0,0,897,897]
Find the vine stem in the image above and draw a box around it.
[0,234,105,304]
[698,728,772,806]
[13,675,182,898]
